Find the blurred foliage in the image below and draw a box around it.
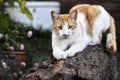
[18,26,52,64]
[0,11,23,50]
[115,20,120,80]
[0,0,33,20]
[0,54,24,80]
[0,0,52,69]
[0,0,33,50]
[17,0,33,20]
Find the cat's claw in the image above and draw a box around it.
[53,51,67,60]
[61,52,67,59]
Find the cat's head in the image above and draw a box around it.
[51,10,77,39]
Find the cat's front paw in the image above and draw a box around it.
[53,51,67,60]
[66,51,76,57]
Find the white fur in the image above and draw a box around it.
[52,6,111,60]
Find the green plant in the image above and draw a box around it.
[0,11,32,51]
[0,0,33,51]
[0,0,33,20]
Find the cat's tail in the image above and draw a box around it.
[106,16,117,53]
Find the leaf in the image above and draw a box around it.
[24,7,33,20]
[17,0,33,20]
[11,29,19,34]
[17,0,25,13]
[4,42,9,47]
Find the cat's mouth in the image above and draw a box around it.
[62,35,70,39]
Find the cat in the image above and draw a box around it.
[51,4,117,60]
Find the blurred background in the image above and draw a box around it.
[0,0,120,79]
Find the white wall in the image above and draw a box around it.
[5,1,60,30]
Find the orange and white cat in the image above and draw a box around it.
[51,4,117,60]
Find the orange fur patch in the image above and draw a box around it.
[69,4,101,37]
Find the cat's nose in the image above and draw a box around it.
[63,34,69,38]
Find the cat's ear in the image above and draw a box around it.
[51,11,59,22]
[70,10,77,20]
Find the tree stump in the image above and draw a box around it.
[22,45,118,80]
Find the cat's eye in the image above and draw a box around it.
[58,26,62,30]
[68,26,72,29]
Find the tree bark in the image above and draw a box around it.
[22,45,118,80]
